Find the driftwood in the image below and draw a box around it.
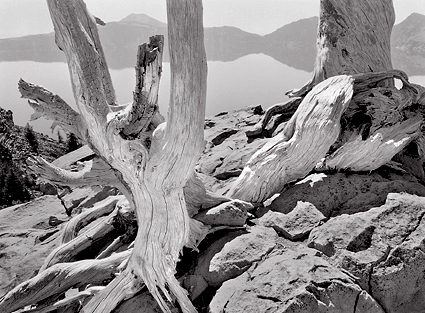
[41,200,136,270]
[252,0,397,136]
[61,195,124,244]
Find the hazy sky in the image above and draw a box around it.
[1,0,424,39]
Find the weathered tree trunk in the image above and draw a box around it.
[228,0,424,203]
[0,0,206,312]
[288,0,395,97]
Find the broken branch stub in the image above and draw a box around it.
[118,35,165,139]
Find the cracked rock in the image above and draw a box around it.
[194,226,277,287]
[258,201,325,240]
[209,243,383,313]
[307,193,425,313]
[268,171,425,218]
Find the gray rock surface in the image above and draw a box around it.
[258,201,325,240]
[209,243,384,313]
[197,106,267,192]
[307,193,425,313]
[194,226,277,287]
[193,199,252,226]
[268,170,425,217]
[0,196,67,297]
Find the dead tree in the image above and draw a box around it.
[228,0,425,203]
[0,0,207,312]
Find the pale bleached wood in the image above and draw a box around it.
[288,0,395,98]
[318,117,422,171]
[119,35,164,139]
[61,195,124,243]
[18,0,206,312]
[27,156,122,189]
[184,173,230,217]
[0,250,131,313]
[19,287,105,313]
[227,75,354,203]
[319,70,424,172]
[81,267,143,313]
[18,79,87,139]
[41,207,120,270]
[52,145,94,169]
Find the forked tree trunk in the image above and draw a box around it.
[228,0,424,203]
[0,0,206,312]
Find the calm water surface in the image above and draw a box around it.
[0,54,311,135]
[1,55,423,136]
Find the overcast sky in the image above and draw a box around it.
[1,0,424,38]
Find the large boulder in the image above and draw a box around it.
[258,201,325,240]
[307,193,425,313]
[194,226,277,287]
[267,169,425,217]
[209,243,384,313]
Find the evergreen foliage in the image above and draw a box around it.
[0,144,32,209]
[66,132,82,153]
[24,123,39,153]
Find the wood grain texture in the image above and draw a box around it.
[228,75,355,203]
[0,250,131,313]
[18,79,87,140]
[288,0,395,97]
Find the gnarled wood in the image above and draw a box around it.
[227,75,355,203]
[28,155,123,189]
[61,195,124,243]
[0,250,131,313]
[246,98,302,138]
[42,201,135,270]
[18,79,87,139]
[31,0,207,312]
[118,35,164,139]
[19,287,105,313]
[288,0,395,98]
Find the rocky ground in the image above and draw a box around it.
[0,106,68,207]
[1,106,425,312]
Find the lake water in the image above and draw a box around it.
[1,55,424,137]
[0,54,311,136]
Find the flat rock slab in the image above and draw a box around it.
[209,243,384,313]
[0,196,67,297]
[268,171,425,217]
[258,201,325,240]
[307,192,425,313]
[197,106,267,191]
[194,226,277,287]
[193,199,252,226]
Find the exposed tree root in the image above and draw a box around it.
[0,250,131,313]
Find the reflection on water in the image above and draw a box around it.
[0,54,312,136]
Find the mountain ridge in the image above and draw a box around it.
[0,13,424,74]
